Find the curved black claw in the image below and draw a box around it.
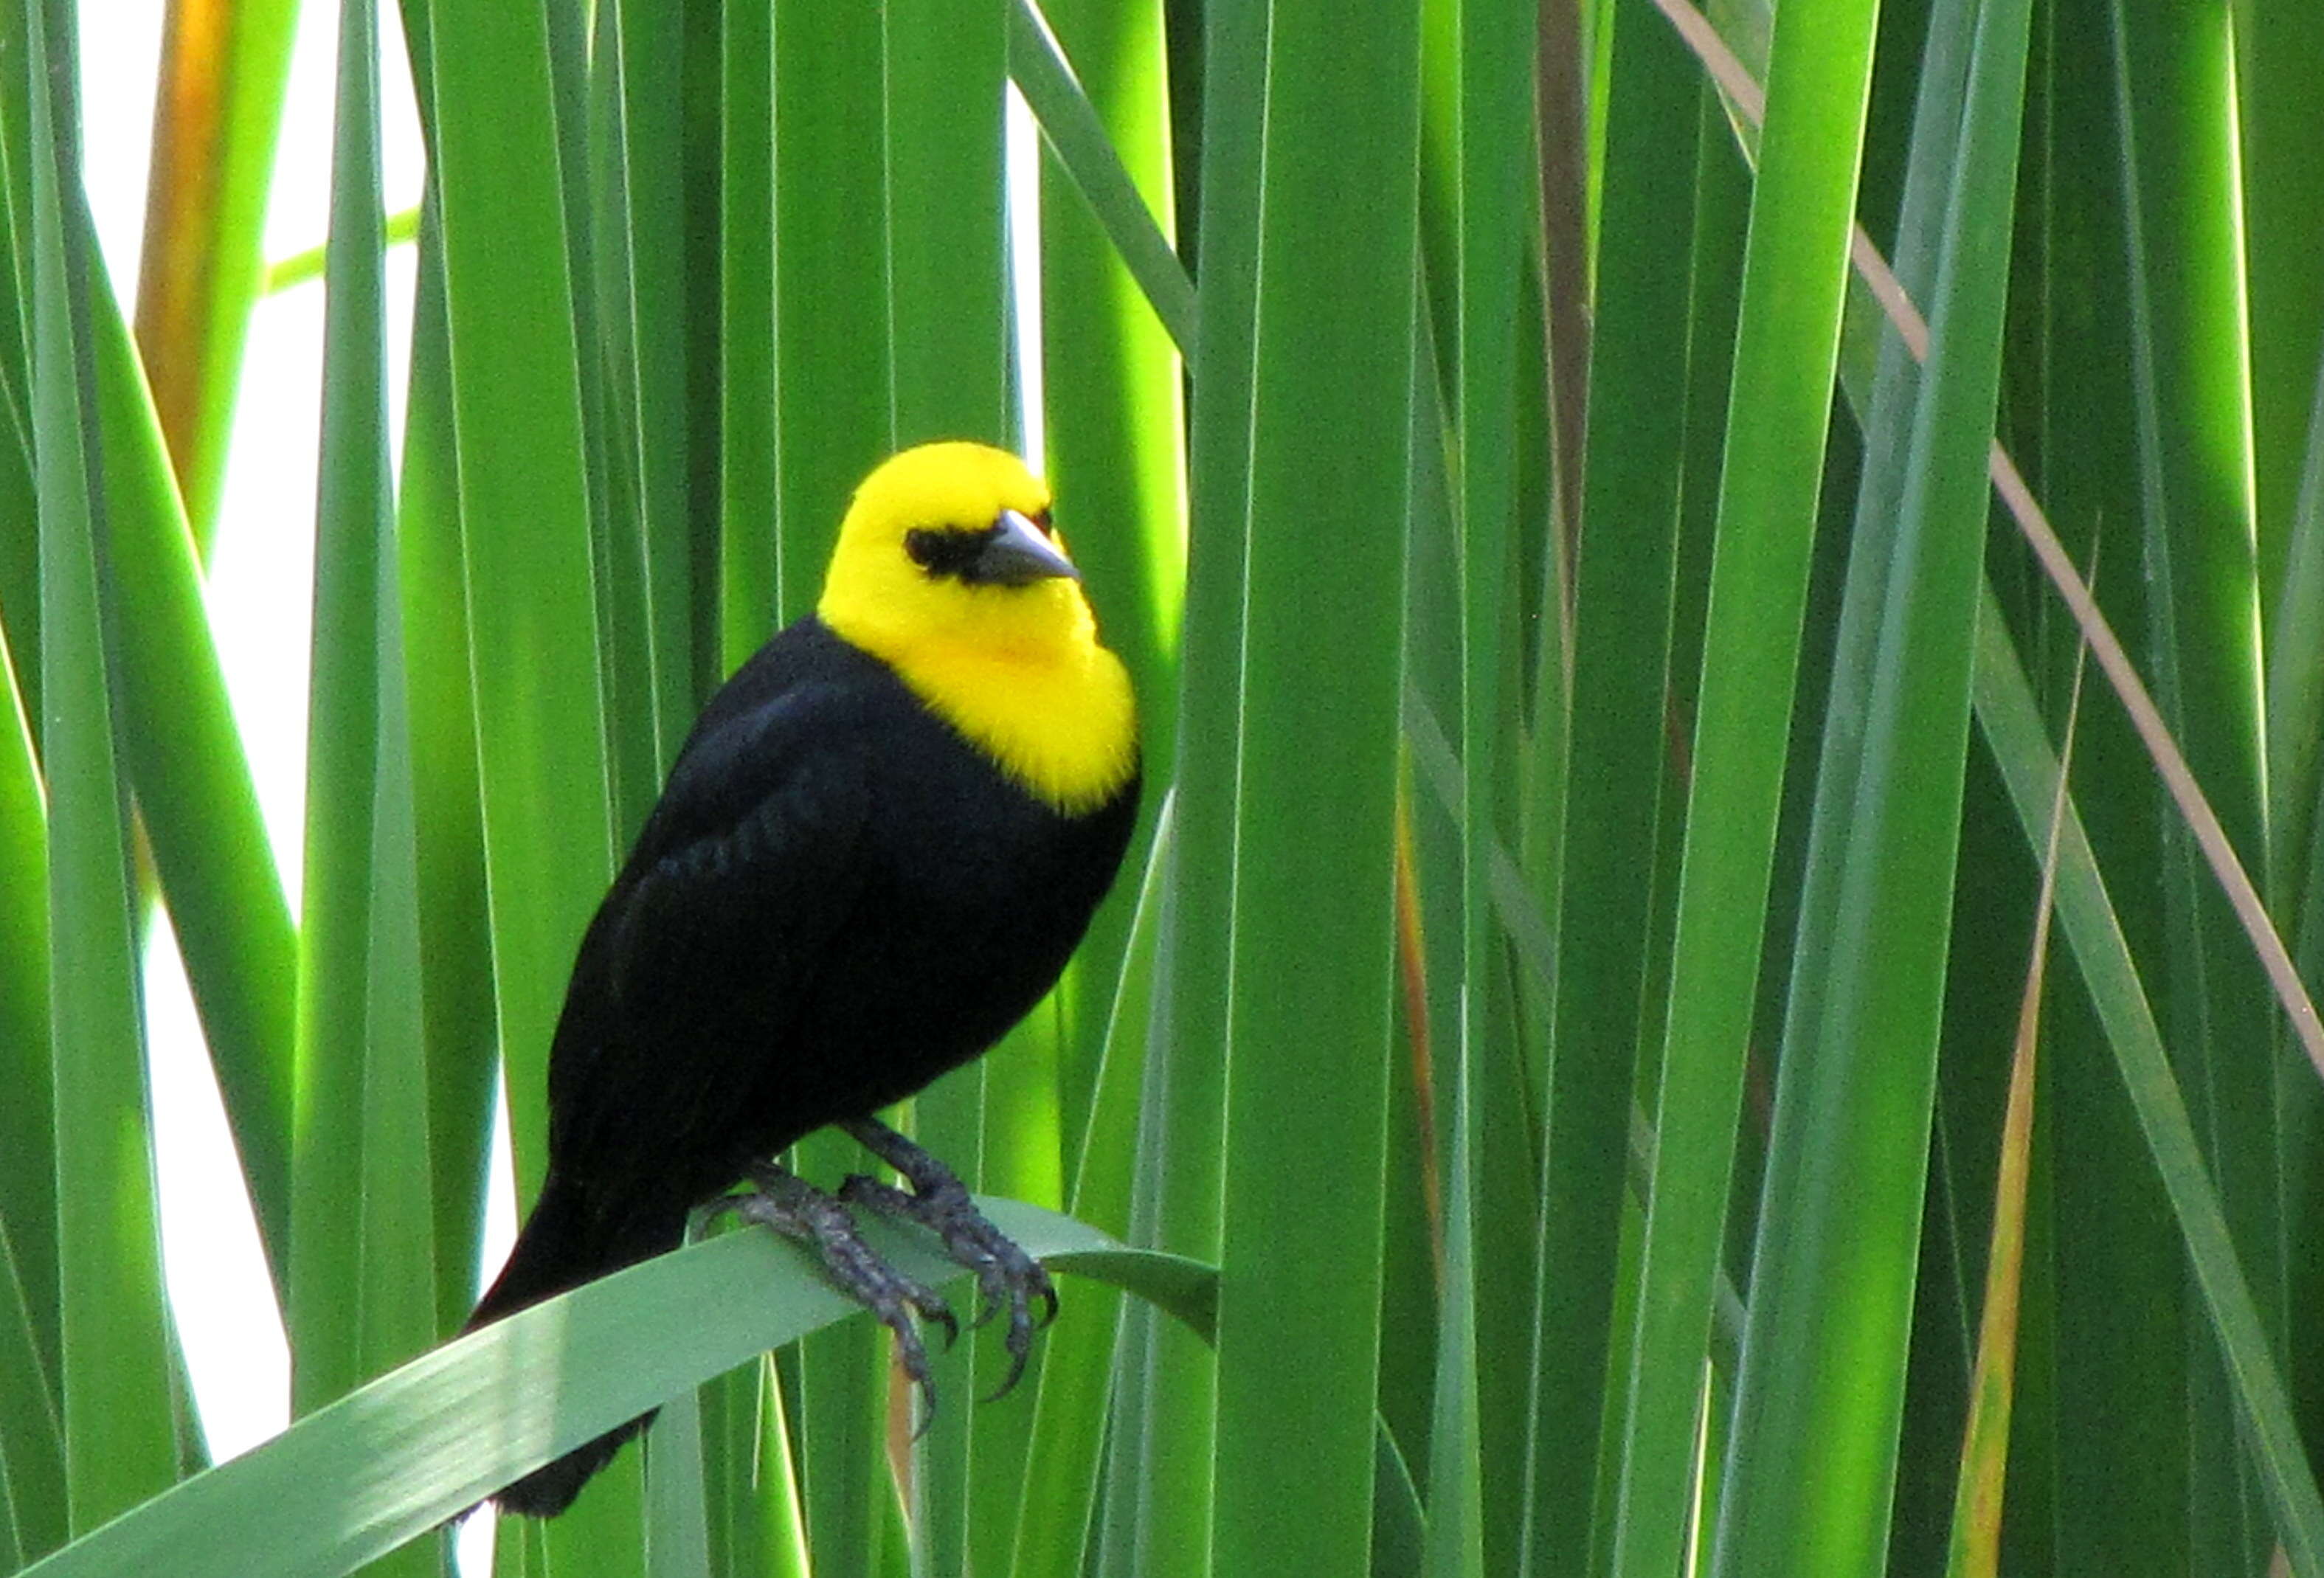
[721,1163,958,1421]
[839,1118,1059,1400]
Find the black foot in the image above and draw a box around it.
[719,1163,958,1424]
[838,1118,1058,1399]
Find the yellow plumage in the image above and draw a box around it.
[817,442,1138,816]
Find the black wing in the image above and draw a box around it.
[544,668,876,1187]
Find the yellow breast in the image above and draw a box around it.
[882,634,1138,817]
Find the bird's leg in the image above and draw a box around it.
[837,1116,1058,1399]
[717,1162,958,1421]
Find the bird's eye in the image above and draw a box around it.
[905,526,995,578]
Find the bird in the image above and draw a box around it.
[462,441,1141,1518]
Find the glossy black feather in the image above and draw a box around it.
[468,615,1138,1515]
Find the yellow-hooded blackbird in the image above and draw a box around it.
[465,442,1139,1517]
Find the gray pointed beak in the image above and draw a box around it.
[973,508,1082,585]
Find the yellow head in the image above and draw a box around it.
[817,442,1138,815]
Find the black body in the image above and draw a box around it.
[467,616,1137,1514]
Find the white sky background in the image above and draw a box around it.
[75,4,1046,1563]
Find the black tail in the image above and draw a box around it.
[465,1173,687,1518]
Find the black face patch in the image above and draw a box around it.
[905,525,1001,581]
